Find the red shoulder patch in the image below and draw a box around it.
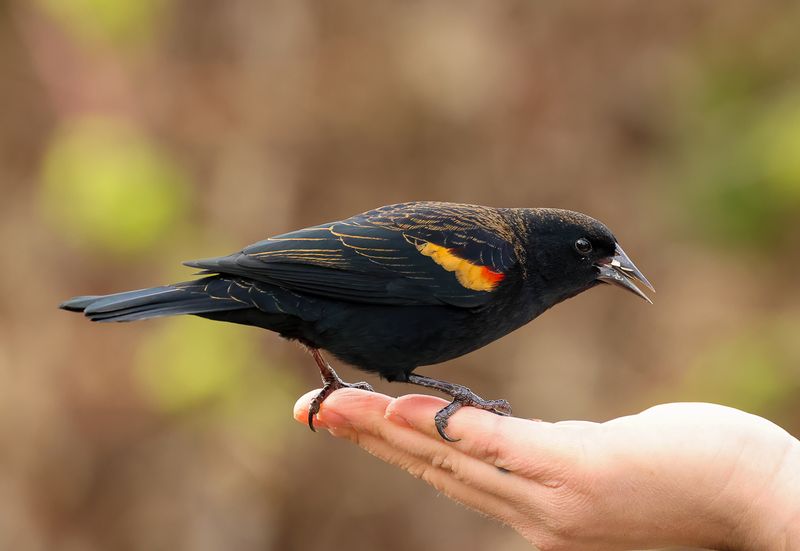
[416,242,504,291]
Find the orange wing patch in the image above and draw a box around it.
[416,242,504,291]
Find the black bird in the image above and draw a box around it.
[61,201,653,441]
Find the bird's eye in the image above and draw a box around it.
[574,238,592,255]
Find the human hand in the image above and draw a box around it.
[294,389,800,551]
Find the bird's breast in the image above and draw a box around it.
[310,286,542,379]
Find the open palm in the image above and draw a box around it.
[294,389,799,551]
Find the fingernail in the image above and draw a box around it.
[385,411,412,428]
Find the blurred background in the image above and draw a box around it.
[1,1,799,550]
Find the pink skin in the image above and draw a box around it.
[294,389,800,551]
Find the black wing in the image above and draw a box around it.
[185,202,519,308]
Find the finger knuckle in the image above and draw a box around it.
[418,466,445,491]
[407,463,432,483]
[429,453,448,470]
[430,452,460,476]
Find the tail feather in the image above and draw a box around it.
[84,286,178,314]
[60,277,251,322]
[60,295,103,312]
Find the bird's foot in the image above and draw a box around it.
[307,347,374,432]
[307,375,374,432]
[405,373,512,442]
[434,388,512,442]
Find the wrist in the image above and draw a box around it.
[729,428,800,550]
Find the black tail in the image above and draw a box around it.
[60,277,252,322]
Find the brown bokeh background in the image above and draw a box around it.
[1,1,799,550]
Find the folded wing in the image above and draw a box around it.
[185,202,518,308]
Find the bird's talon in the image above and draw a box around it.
[307,400,322,431]
[434,416,460,442]
[438,428,460,443]
[410,375,514,441]
[306,351,375,434]
[306,382,336,432]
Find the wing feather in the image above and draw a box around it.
[185,202,519,308]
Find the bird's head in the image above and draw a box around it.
[522,208,654,305]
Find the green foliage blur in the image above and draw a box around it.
[41,117,189,255]
[137,316,301,446]
[35,0,165,45]
[681,318,800,416]
[136,316,260,412]
[679,41,800,249]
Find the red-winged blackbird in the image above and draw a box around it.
[61,201,653,440]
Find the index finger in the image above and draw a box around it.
[385,394,590,481]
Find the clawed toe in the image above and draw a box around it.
[307,384,334,432]
[434,402,462,442]
[491,400,513,416]
[405,373,515,442]
[306,379,375,432]
[307,348,376,433]
[432,394,513,442]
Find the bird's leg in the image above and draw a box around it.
[405,373,512,442]
[307,348,374,432]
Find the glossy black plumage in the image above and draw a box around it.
[62,201,653,439]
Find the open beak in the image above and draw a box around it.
[595,245,655,304]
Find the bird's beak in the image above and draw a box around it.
[595,245,655,304]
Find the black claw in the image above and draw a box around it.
[307,388,328,431]
[434,400,464,442]
[436,423,460,442]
